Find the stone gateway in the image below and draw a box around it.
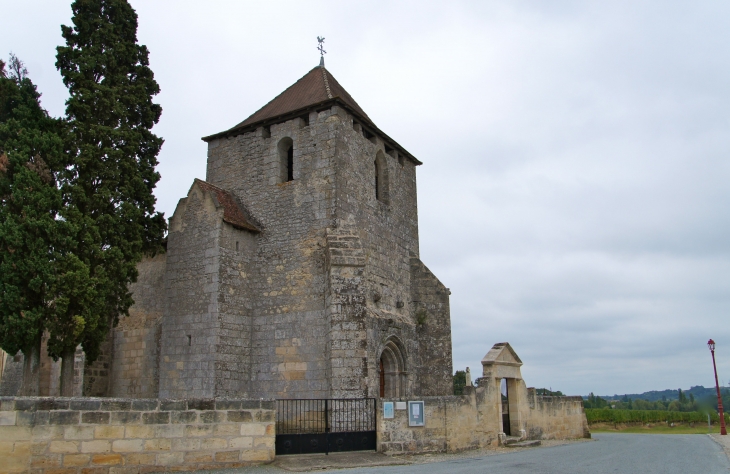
[5,63,453,401]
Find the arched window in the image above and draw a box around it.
[277,137,294,183]
[379,337,407,398]
[374,160,379,200]
[374,151,388,204]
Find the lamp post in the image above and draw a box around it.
[708,339,727,435]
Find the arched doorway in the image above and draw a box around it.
[379,338,407,398]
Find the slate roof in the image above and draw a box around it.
[194,179,260,233]
[201,65,421,165]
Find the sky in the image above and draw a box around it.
[2,0,729,396]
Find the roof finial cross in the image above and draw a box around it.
[317,36,326,67]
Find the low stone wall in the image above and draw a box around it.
[0,397,275,474]
[525,393,590,440]
[378,386,589,455]
[378,393,498,454]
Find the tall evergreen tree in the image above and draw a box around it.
[0,55,67,395]
[54,0,166,394]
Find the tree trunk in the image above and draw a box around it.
[59,347,76,397]
[19,340,41,396]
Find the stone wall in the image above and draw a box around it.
[378,385,589,455]
[109,254,166,398]
[0,352,23,396]
[378,394,490,454]
[410,258,453,396]
[202,111,336,399]
[0,397,274,473]
[524,391,591,440]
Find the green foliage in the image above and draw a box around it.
[453,370,466,395]
[52,0,166,363]
[584,392,609,409]
[585,408,729,425]
[0,55,67,360]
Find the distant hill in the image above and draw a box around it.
[592,385,728,402]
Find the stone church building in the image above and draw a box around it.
[0,63,453,400]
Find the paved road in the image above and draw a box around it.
[204,434,730,474]
[341,434,730,474]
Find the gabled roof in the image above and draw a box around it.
[201,65,421,165]
[481,342,523,367]
[193,179,260,233]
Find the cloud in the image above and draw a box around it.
[2,0,729,395]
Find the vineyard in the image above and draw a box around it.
[586,408,730,424]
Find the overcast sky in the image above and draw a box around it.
[2,0,729,396]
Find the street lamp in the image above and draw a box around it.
[708,339,727,435]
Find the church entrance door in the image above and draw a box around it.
[275,398,376,455]
[379,338,407,398]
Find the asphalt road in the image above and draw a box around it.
[203,433,730,474]
[340,434,730,474]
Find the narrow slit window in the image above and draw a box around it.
[374,151,389,204]
[287,145,294,182]
[277,137,294,183]
[375,160,380,200]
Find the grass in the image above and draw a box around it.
[590,422,722,434]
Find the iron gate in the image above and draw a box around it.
[275,398,376,455]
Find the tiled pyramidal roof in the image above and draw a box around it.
[234,66,370,129]
[194,179,260,233]
[203,66,370,140]
[202,64,420,165]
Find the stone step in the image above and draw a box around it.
[505,440,542,448]
[502,437,523,446]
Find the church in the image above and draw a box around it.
[67,60,454,400]
[0,61,590,461]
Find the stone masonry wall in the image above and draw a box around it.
[524,391,591,440]
[205,110,337,398]
[410,258,453,396]
[0,397,274,473]
[334,110,453,398]
[378,385,589,455]
[378,392,497,455]
[335,114,425,397]
[0,352,23,396]
[109,254,166,398]
[324,227,368,399]
[159,187,227,398]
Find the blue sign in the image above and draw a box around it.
[383,402,394,419]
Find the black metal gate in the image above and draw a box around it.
[275,398,376,455]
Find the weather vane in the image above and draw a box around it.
[317,36,326,67]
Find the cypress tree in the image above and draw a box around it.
[0,55,67,395]
[54,0,166,394]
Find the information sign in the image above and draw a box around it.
[383,402,394,419]
[408,401,425,427]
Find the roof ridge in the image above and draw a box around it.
[321,66,333,99]
[193,177,224,191]
[229,66,323,130]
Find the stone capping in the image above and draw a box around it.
[0,396,274,414]
[0,396,276,474]
[534,395,584,403]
